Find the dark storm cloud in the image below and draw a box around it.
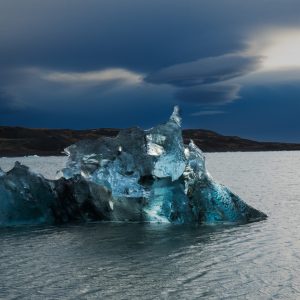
[175,84,241,105]
[1,0,300,140]
[145,54,262,87]
[1,0,300,73]
[0,89,20,113]
[145,54,259,105]
[0,0,246,72]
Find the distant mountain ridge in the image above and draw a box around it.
[0,126,300,157]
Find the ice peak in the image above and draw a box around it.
[169,105,181,126]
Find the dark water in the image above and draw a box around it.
[1,152,300,299]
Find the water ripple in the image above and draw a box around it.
[1,152,300,299]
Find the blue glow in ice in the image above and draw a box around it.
[0,107,266,226]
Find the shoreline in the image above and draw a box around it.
[1,126,300,157]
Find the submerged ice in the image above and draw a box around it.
[0,107,266,226]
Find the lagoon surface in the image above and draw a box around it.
[1,152,300,299]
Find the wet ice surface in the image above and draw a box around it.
[0,109,266,225]
[1,152,300,299]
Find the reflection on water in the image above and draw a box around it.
[1,151,300,299]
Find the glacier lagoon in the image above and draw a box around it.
[0,151,300,299]
[0,107,266,226]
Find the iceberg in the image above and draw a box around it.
[0,162,114,226]
[0,107,266,226]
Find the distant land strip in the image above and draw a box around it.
[1,126,300,157]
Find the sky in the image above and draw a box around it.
[0,0,300,142]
